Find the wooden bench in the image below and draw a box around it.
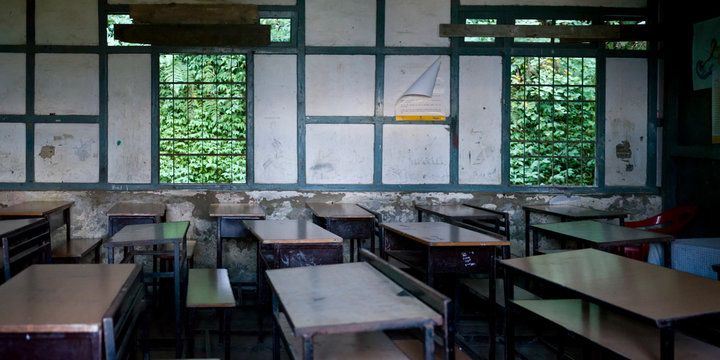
[515,299,720,359]
[186,268,236,360]
[52,237,104,264]
[460,278,539,308]
[0,218,52,283]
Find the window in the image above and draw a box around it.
[106,14,147,46]
[159,54,247,184]
[464,18,497,43]
[509,56,596,186]
[605,19,648,51]
[260,18,292,43]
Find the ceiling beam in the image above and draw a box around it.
[129,4,258,25]
[114,24,271,46]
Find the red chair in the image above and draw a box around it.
[623,205,698,261]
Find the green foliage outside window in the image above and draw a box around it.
[159,54,247,184]
[510,56,596,186]
[107,14,147,46]
[260,18,292,42]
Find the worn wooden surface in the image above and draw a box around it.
[243,220,342,244]
[266,262,441,337]
[0,264,138,333]
[382,222,509,247]
[276,313,410,360]
[306,202,374,219]
[0,201,73,216]
[129,4,258,24]
[114,24,270,46]
[107,202,166,217]
[107,221,189,246]
[52,238,102,259]
[209,203,265,218]
[515,299,720,360]
[187,268,235,308]
[439,24,651,40]
[501,249,720,323]
[523,204,627,220]
[416,204,501,220]
[0,218,47,236]
[532,220,673,247]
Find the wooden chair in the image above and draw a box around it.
[623,205,698,261]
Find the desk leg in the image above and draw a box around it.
[216,218,223,268]
[174,245,182,358]
[427,250,435,288]
[664,242,672,268]
[524,210,531,257]
[272,293,280,360]
[660,326,674,360]
[532,231,539,256]
[303,335,314,360]
[504,270,515,360]
[423,323,435,360]
[488,250,496,360]
[418,209,423,222]
[64,208,72,242]
[107,247,115,264]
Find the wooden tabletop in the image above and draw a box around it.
[522,204,627,219]
[0,201,74,216]
[500,249,720,324]
[107,221,189,246]
[107,202,166,217]
[382,222,509,247]
[0,264,139,333]
[531,220,673,246]
[416,204,502,220]
[306,202,374,219]
[266,262,442,337]
[0,218,47,237]
[242,220,342,244]
[209,203,265,217]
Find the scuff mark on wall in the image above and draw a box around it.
[39,145,55,159]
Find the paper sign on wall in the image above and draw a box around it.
[395,57,447,121]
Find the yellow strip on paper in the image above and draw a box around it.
[713,135,720,144]
[395,115,446,121]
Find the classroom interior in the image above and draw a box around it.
[2,0,720,359]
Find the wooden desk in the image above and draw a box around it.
[416,204,510,240]
[0,201,74,242]
[243,219,343,338]
[522,204,628,256]
[0,218,52,282]
[209,203,266,268]
[306,202,374,262]
[501,249,720,360]
[530,220,674,267]
[107,202,166,237]
[0,264,143,360]
[266,262,443,360]
[104,221,189,357]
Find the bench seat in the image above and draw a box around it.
[51,237,103,264]
[276,312,409,360]
[186,268,236,359]
[460,278,539,307]
[514,299,720,360]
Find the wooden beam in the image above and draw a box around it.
[439,24,652,41]
[114,24,270,47]
[129,4,258,25]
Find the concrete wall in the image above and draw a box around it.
[0,191,661,282]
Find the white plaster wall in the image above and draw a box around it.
[459,56,502,185]
[108,54,152,184]
[35,54,99,115]
[306,124,374,184]
[0,0,26,45]
[460,0,646,6]
[0,53,26,115]
[385,0,449,47]
[0,123,26,182]
[36,0,98,45]
[382,125,449,184]
[34,123,99,183]
[384,55,450,117]
[254,55,298,184]
[109,0,295,4]
[305,55,375,116]
[605,58,648,187]
[306,0,376,47]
